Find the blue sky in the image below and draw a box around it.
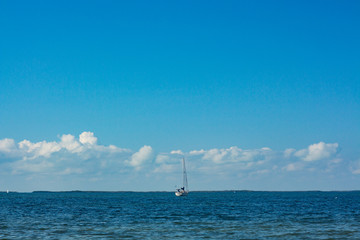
[1,1,359,192]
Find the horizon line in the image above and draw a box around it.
[2,189,360,194]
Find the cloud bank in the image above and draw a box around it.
[0,131,357,191]
[0,132,148,175]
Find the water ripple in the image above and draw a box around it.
[0,191,359,239]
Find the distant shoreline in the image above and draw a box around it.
[1,190,359,194]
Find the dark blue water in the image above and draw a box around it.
[1,191,359,239]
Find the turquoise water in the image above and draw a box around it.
[1,191,359,239]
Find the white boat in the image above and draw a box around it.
[175,158,189,197]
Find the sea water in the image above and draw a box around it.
[0,191,359,239]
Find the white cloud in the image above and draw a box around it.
[0,138,20,158]
[60,134,83,153]
[12,159,54,173]
[0,138,17,153]
[59,168,83,175]
[79,131,97,145]
[284,148,296,158]
[189,149,205,155]
[283,162,303,171]
[128,145,153,169]
[193,146,273,164]
[350,159,360,175]
[295,142,338,161]
[155,154,169,164]
[18,140,61,159]
[203,148,229,163]
[170,150,184,155]
[153,164,177,173]
[282,142,340,173]
[0,132,132,175]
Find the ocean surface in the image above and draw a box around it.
[0,191,359,239]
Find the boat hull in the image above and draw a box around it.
[175,191,188,197]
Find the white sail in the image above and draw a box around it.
[175,158,188,196]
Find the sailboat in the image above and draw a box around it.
[175,158,189,197]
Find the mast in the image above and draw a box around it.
[182,158,188,192]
